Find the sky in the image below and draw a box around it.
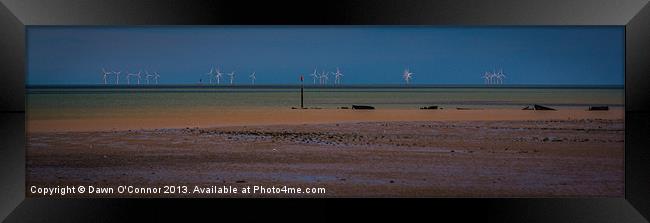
[26,26,624,85]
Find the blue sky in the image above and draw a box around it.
[27,26,624,85]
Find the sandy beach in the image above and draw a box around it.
[27,108,624,132]
[27,108,624,197]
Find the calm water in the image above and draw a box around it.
[27,86,624,120]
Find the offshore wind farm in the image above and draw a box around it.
[26,26,624,197]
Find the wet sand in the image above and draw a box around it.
[27,108,624,197]
[27,108,624,132]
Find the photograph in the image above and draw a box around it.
[25,26,624,197]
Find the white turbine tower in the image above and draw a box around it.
[135,70,142,85]
[126,71,132,85]
[249,72,256,85]
[228,71,235,85]
[205,67,214,84]
[402,68,414,85]
[145,70,154,84]
[333,67,343,85]
[490,70,498,85]
[310,67,318,84]
[319,71,329,85]
[215,67,223,85]
[114,71,121,84]
[484,71,494,85]
[496,69,506,84]
[126,71,138,85]
[154,72,161,84]
[113,71,121,84]
[101,68,111,85]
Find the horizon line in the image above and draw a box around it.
[26,83,624,89]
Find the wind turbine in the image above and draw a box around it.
[319,71,329,85]
[113,71,121,84]
[333,67,343,85]
[215,67,223,85]
[482,71,491,85]
[228,71,235,85]
[491,70,499,85]
[249,72,256,85]
[101,68,111,84]
[205,67,214,84]
[153,72,161,84]
[402,68,414,85]
[496,69,506,84]
[145,70,154,84]
[484,71,495,85]
[310,67,318,84]
[135,70,142,85]
[126,71,138,85]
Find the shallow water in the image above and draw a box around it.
[27,86,624,120]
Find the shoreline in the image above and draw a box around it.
[27,107,624,133]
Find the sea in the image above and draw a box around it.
[26,85,624,120]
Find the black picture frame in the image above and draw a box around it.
[1,0,649,222]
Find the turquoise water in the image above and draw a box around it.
[27,86,624,120]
